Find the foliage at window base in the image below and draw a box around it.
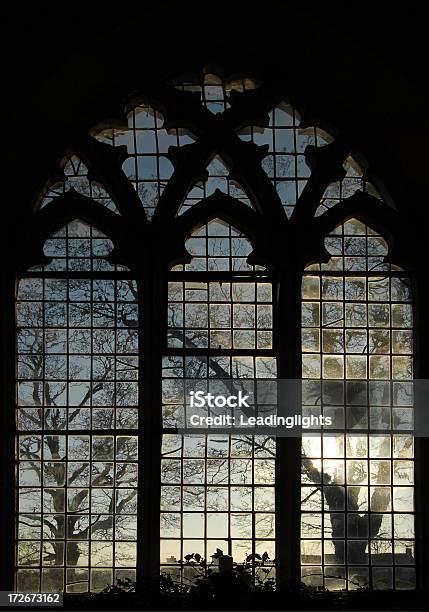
[63,553,427,610]
[64,580,428,610]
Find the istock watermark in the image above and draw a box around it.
[189,390,251,408]
[166,378,429,436]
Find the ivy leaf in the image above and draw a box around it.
[212,548,223,559]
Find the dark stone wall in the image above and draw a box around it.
[4,3,428,217]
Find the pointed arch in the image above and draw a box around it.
[173,216,265,273]
[177,155,254,215]
[38,153,119,214]
[163,192,276,581]
[301,216,415,590]
[16,217,139,593]
[315,154,389,218]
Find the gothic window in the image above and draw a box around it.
[11,68,418,596]
[301,220,414,590]
[16,221,139,592]
[162,219,276,583]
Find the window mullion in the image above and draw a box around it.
[275,265,302,585]
[138,263,165,584]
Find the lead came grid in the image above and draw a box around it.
[161,355,276,584]
[178,156,253,215]
[95,105,194,219]
[161,355,278,429]
[160,433,276,585]
[16,221,139,593]
[164,218,276,583]
[171,219,263,273]
[315,156,382,218]
[38,155,119,214]
[300,219,415,590]
[167,281,273,351]
[238,103,332,218]
[171,73,259,114]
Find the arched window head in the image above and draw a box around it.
[306,218,397,273]
[316,156,384,217]
[38,154,119,214]
[239,102,333,218]
[172,218,264,272]
[29,220,127,273]
[168,224,272,350]
[170,71,260,114]
[94,105,195,219]
[178,156,253,215]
